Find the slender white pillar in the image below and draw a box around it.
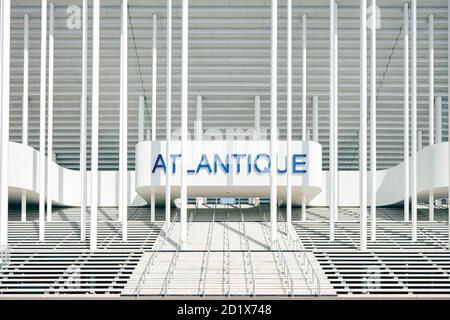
[151,13,157,223]
[254,96,261,140]
[165,0,172,227]
[138,96,145,143]
[428,14,435,221]
[47,3,55,222]
[80,0,88,242]
[119,0,128,241]
[270,0,278,244]
[435,96,442,143]
[360,0,368,251]
[180,0,189,244]
[90,0,100,251]
[21,14,29,223]
[0,0,11,248]
[329,0,336,241]
[302,13,307,141]
[195,95,204,207]
[370,0,377,242]
[286,0,292,226]
[403,1,410,222]
[312,96,319,142]
[333,0,339,224]
[448,0,450,251]
[38,0,48,242]
[196,96,203,140]
[411,0,417,242]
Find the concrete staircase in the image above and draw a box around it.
[123,211,335,296]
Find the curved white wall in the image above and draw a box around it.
[6,141,449,207]
[7,142,146,206]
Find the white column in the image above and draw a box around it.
[195,95,204,207]
[411,0,418,242]
[254,96,261,140]
[360,0,368,251]
[370,0,377,242]
[47,2,54,222]
[270,0,278,244]
[302,13,307,141]
[448,0,450,250]
[333,1,339,224]
[138,96,145,143]
[196,95,202,140]
[165,0,172,227]
[80,0,88,242]
[151,13,158,223]
[435,96,442,143]
[286,0,292,226]
[329,0,336,241]
[90,0,100,252]
[312,96,319,142]
[119,0,128,241]
[403,1,410,222]
[21,14,29,223]
[0,0,11,248]
[39,0,48,242]
[180,0,189,244]
[428,14,435,221]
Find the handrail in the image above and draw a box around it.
[260,211,294,296]
[161,242,181,296]
[0,245,10,269]
[240,204,256,297]
[284,222,321,296]
[161,210,195,297]
[135,211,178,296]
[200,209,215,296]
[272,240,294,296]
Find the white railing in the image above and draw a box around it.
[284,223,321,296]
[161,242,181,296]
[161,210,195,296]
[0,245,10,269]
[240,209,256,297]
[272,240,294,296]
[200,209,215,296]
[135,212,178,296]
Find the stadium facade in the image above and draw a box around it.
[0,0,450,297]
